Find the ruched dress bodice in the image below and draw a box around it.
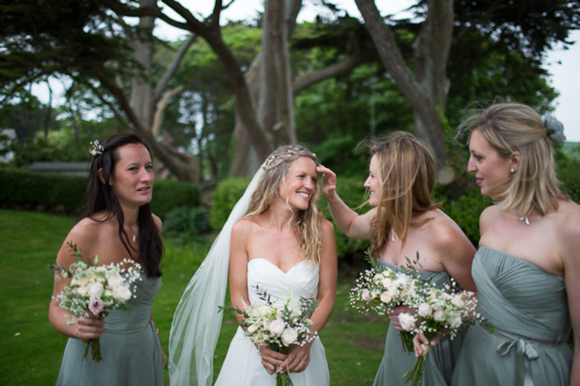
[373,260,466,386]
[56,276,163,386]
[451,247,572,386]
[215,258,329,386]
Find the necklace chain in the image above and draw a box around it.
[506,206,533,226]
[123,224,137,243]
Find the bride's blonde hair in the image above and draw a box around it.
[245,145,324,263]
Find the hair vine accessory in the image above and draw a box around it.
[260,149,305,171]
[542,114,566,147]
[89,140,104,157]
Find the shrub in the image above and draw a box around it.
[149,179,201,220]
[0,168,200,219]
[559,157,580,204]
[0,168,86,215]
[163,206,210,242]
[442,190,493,245]
[209,177,253,230]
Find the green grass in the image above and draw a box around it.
[0,209,386,385]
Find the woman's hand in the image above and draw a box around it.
[316,165,337,199]
[387,305,414,331]
[259,346,287,375]
[161,348,167,368]
[75,311,105,342]
[412,331,443,358]
[284,341,313,373]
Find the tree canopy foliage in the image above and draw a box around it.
[0,0,578,186]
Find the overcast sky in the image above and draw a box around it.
[32,0,580,141]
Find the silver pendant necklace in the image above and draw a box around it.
[507,207,533,227]
[123,224,137,243]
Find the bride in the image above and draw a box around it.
[169,145,337,386]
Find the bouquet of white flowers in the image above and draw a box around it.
[399,280,483,386]
[349,259,419,315]
[349,251,424,352]
[221,286,318,386]
[53,242,143,362]
[350,251,487,386]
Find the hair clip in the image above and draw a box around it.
[89,140,104,157]
[542,114,566,147]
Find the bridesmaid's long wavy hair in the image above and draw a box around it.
[245,145,324,263]
[369,131,441,256]
[83,133,163,277]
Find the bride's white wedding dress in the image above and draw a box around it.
[214,258,330,386]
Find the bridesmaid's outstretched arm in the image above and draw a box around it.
[317,164,374,239]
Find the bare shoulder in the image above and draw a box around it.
[428,210,470,249]
[479,204,501,234]
[321,218,335,236]
[152,213,162,230]
[57,217,104,265]
[557,200,580,257]
[231,217,255,238]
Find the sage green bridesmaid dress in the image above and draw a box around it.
[451,247,572,386]
[56,276,163,386]
[373,261,466,386]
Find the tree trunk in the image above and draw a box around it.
[259,0,296,145]
[230,54,263,176]
[355,0,454,184]
[43,81,53,138]
[130,0,156,127]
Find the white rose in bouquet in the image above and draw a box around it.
[88,282,105,298]
[380,291,393,304]
[451,295,465,309]
[107,273,124,288]
[112,284,132,302]
[281,328,298,346]
[417,303,432,317]
[433,309,445,322]
[259,305,271,318]
[269,319,285,336]
[76,285,89,296]
[381,277,392,288]
[399,313,417,332]
[450,314,463,329]
[396,272,411,285]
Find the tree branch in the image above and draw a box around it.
[292,54,362,95]
[153,34,197,100]
[152,85,183,137]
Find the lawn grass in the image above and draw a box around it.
[0,209,386,385]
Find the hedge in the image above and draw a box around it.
[0,168,200,219]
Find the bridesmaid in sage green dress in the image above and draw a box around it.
[49,134,165,385]
[415,103,580,385]
[317,131,476,386]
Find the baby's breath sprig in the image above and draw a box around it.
[89,140,104,157]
